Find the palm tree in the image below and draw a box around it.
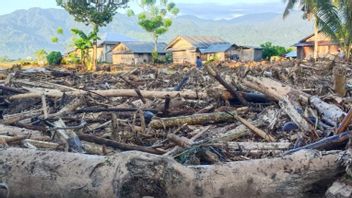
[317,0,352,61]
[284,0,321,60]
[71,29,99,70]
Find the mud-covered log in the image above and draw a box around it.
[310,96,346,126]
[9,89,208,100]
[149,111,235,129]
[333,66,346,97]
[0,148,344,198]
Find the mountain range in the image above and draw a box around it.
[0,8,313,59]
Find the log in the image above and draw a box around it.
[241,75,309,102]
[0,148,344,198]
[9,89,208,100]
[0,124,45,139]
[206,65,248,105]
[310,96,346,126]
[326,179,352,198]
[242,75,346,126]
[78,133,164,155]
[149,111,235,129]
[231,113,276,142]
[337,109,352,134]
[333,66,346,97]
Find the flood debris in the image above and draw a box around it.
[1,59,352,197]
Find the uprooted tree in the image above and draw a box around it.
[56,0,129,71]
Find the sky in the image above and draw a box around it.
[0,0,286,20]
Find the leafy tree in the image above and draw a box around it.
[284,0,322,60]
[71,28,99,70]
[35,49,48,65]
[128,0,179,63]
[56,0,129,71]
[47,51,63,65]
[317,0,352,61]
[51,27,64,43]
[260,42,292,60]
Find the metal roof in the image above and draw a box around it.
[199,43,232,53]
[97,32,137,46]
[181,35,230,48]
[115,41,167,54]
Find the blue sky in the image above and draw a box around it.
[0,0,285,19]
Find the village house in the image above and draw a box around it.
[97,32,137,63]
[166,36,262,64]
[231,45,263,61]
[166,35,233,64]
[112,41,167,65]
[295,32,339,59]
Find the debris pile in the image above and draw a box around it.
[1,59,352,197]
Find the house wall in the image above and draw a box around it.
[203,52,226,61]
[298,45,339,59]
[112,53,166,65]
[172,50,198,64]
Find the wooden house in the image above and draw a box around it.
[112,41,167,65]
[166,36,234,64]
[97,33,136,63]
[295,32,339,59]
[231,45,263,61]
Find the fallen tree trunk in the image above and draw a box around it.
[149,111,235,129]
[0,148,344,198]
[9,89,208,100]
[242,75,346,126]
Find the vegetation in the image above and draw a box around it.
[260,42,292,60]
[34,49,48,65]
[71,28,99,69]
[128,0,179,63]
[284,0,321,60]
[47,51,63,65]
[317,0,352,61]
[56,0,129,71]
[51,27,64,43]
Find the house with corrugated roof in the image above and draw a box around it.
[294,31,339,59]
[97,32,137,63]
[112,41,167,65]
[166,35,234,64]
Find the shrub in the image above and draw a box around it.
[260,42,292,60]
[47,51,62,65]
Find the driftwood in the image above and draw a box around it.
[9,89,208,100]
[149,111,235,129]
[0,148,343,198]
[242,75,346,126]
[0,124,44,139]
[206,65,248,105]
[78,133,164,155]
[326,179,352,198]
[333,66,346,97]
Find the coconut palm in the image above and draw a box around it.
[283,0,321,60]
[317,0,352,61]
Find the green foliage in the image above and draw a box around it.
[35,49,48,64]
[56,0,129,29]
[56,0,129,70]
[57,27,64,34]
[260,42,292,59]
[51,37,59,43]
[46,51,62,65]
[71,28,99,70]
[128,0,179,59]
[316,0,352,61]
[66,53,81,64]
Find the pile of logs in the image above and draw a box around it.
[1,59,352,197]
